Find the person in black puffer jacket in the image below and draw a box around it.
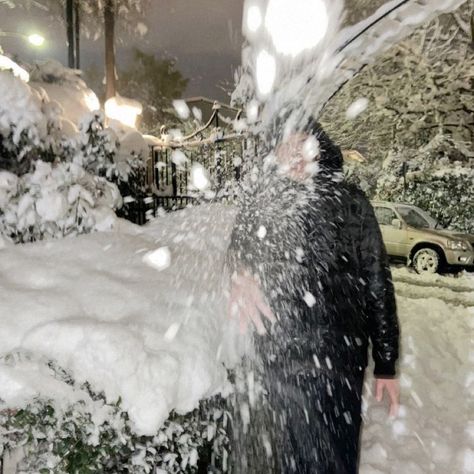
[227,119,400,474]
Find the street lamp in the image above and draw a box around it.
[27,34,45,47]
[0,31,46,47]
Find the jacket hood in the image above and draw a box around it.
[303,118,344,174]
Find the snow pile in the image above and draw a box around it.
[0,69,149,244]
[360,267,474,474]
[0,70,47,147]
[0,204,240,435]
[29,59,100,126]
[0,161,122,242]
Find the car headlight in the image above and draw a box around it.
[447,239,470,251]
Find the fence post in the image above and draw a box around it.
[213,102,223,190]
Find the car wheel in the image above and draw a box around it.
[413,248,440,274]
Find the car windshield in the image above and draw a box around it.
[396,206,437,229]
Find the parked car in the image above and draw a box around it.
[371,201,474,274]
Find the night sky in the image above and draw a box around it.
[0,1,390,103]
[0,0,246,102]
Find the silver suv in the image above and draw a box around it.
[371,201,474,274]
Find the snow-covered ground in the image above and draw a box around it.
[361,267,474,474]
[0,204,472,472]
[0,205,241,436]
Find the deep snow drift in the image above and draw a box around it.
[0,205,240,435]
[0,205,472,472]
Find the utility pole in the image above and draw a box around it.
[104,0,116,99]
[66,0,75,68]
[74,1,80,69]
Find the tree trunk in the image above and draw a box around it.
[104,0,116,100]
[74,1,80,69]
[66,0,75,68]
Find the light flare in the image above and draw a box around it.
[256,49,276,97]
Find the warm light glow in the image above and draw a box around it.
[105,96,142,128]
[265,0,329,56]
[84,90,100,112]
[27,33,45,47]
[0,55,29,82]
[246,5,263,32]
[256,49,276,97]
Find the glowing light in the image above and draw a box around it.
[27,34,45,47]
[190,164,210,191]
[265,0,329,56]
[143,247,171,271]
[84,90,100,111]
[0,55,29,82]
[105,96,142,128]
[255,49,276,97]
[246,5,263,32]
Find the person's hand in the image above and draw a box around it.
[228,271,276,335]
[375,378,400,417]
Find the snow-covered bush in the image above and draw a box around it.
[0,67,148,243]
[0,355,229,474]
[0,161,121,243]
[376,136,474,232]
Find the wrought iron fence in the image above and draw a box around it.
[124,101,258,224]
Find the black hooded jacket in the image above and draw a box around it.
[228,125,399,378]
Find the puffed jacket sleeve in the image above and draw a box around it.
[359,196,400,378]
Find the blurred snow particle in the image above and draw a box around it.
[256,49,276,97]
[246,100,260,123]
[257,225,267,240]
[172,100,190,120]
[264,0,328,56]
[192,106,202,122]
[143,247,171,271]
[303,291,316,308]
[190,164,210,191]
[410,390,424,408]
[302,136,320,161]
[246,5,263,32]
[296,247,304,262]
[171,150,188,168]
[164,322,181,341]
[346,98,369,120]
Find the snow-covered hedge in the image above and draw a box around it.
[0,63,148,244]
[376,136,474,233]
[0,355,229,474]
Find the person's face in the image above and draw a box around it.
[275,133,320,182]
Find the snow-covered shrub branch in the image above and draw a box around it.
[0,63,148,243]
[376,134,474,232]
[320,3,473,195]
[0,354,230,474]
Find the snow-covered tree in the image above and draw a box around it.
[118,48,189,133]
[320,3,473,194]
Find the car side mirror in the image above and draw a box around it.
[392,218,402,229]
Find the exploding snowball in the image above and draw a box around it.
[346,98,369,120]
[265,0,329,56]
[173,100,190,120]
[143,247,171,271]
